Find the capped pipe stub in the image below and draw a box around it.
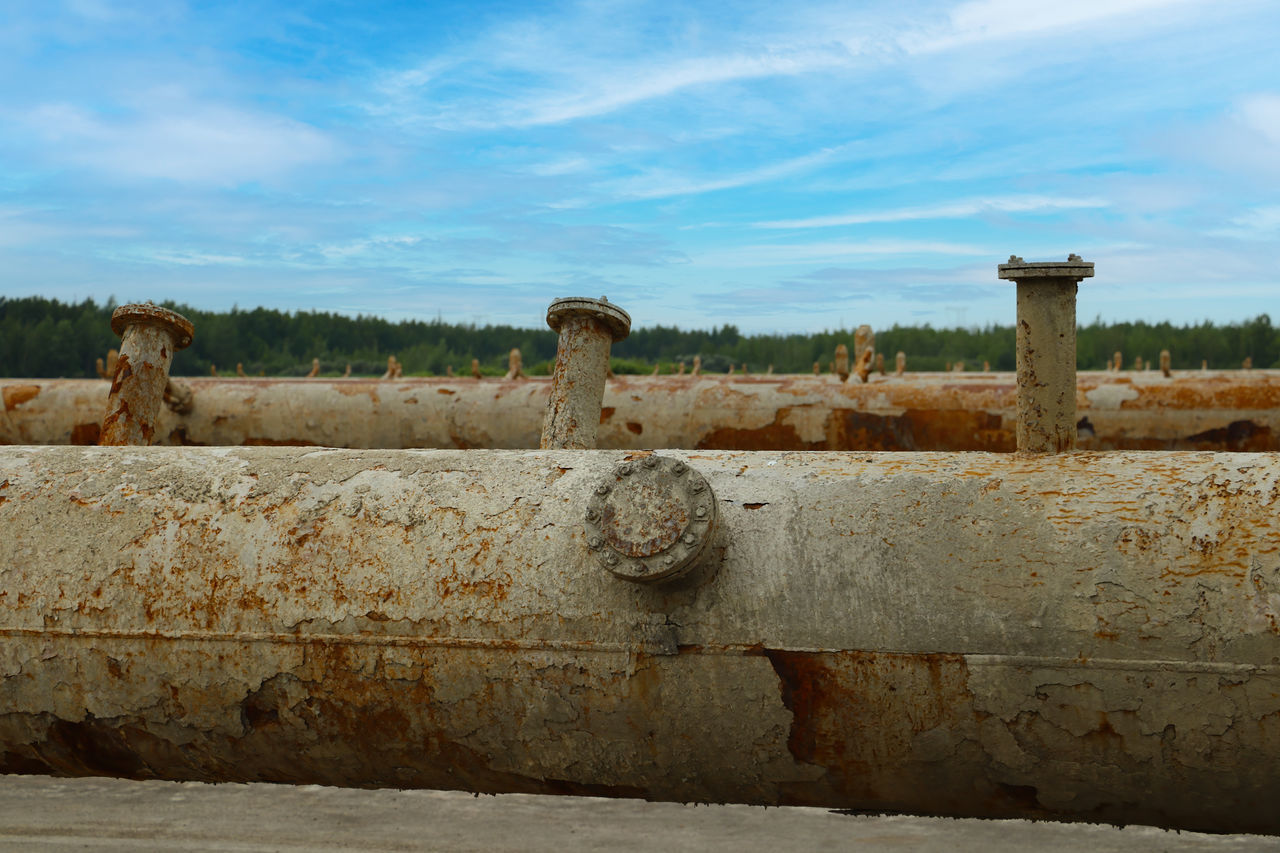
[584,454,716,583]
[110,303,195,349]
[546,297,631,342]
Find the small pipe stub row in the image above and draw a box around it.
[583,454,717,583]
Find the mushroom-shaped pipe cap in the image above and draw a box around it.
[546,297,631,342]
[110,303,195,349]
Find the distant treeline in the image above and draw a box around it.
[1,296,1276,378]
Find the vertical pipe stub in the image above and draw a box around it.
[100,303,194,447]
[584,454,717,583]
[998,255,1093,453]
[541,297,631,449]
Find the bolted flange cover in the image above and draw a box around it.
[583,454,717,583]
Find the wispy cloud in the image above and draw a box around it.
[907,0,1203,53]
[502,48,855,127]
[696,239,989,267]
[19,101,338,185]
[607,144,854,200]
[1209,205,1280,240]
[755,195,1110,229]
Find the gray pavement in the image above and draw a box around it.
[1,774,1277,852]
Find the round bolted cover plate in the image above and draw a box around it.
[583,454,716,583]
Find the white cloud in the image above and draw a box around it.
[1237,93,1280,144]
[22,102,339,185]
[908,0,1202,52]
[755,195,1110,229]
[1210,205,1280,240]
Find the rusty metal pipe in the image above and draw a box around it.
[0,446,1278,833]
[6,372,1280,451]
[998,255,1093,453]
[98,304,194,447]
[540,297,631,449]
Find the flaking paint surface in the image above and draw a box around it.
[1,448,1279,831]
[5,374,1280,451]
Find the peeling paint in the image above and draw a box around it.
[4,373,1279,451]
[0,447,1278,832]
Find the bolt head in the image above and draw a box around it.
[588,536,603,550]
[642,456,659,469]
[618,464,633,476]
[595,484,611,496]
[695,507,707,519]
[672,462,687,475]
[586,508,599,522]
[690,481,706,493]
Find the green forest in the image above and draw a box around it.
[1,296,1276,378]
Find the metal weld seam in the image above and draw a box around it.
[0,627,1275,674]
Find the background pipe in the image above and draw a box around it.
[5,372,1280,451]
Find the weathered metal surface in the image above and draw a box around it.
[98,304,194,447]
[3,372,1279,451]
[0,447,1277,833]
[541,297,631,450]
[999,256,1094,453]
[583,454,717,583]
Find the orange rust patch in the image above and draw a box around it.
[2,384,40,411]
[625,421,643,435]
[599,407,616,423]
[764,648,991,815]
[695,407,1014,451]
[697,409,813,451]
[70,423,101,445]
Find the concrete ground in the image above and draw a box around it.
[1,775,1277,852]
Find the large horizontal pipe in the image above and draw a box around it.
[1,446,1278,832]
[2,372,1278,451]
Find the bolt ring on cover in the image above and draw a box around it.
[583,454,717,583]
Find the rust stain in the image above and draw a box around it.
[697,409,812,450]
[696,408,1013,452]
[2,385,40,411]
[763,648,1020,818]
[69,423,101,445]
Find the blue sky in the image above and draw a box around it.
[1,0,1277,333]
